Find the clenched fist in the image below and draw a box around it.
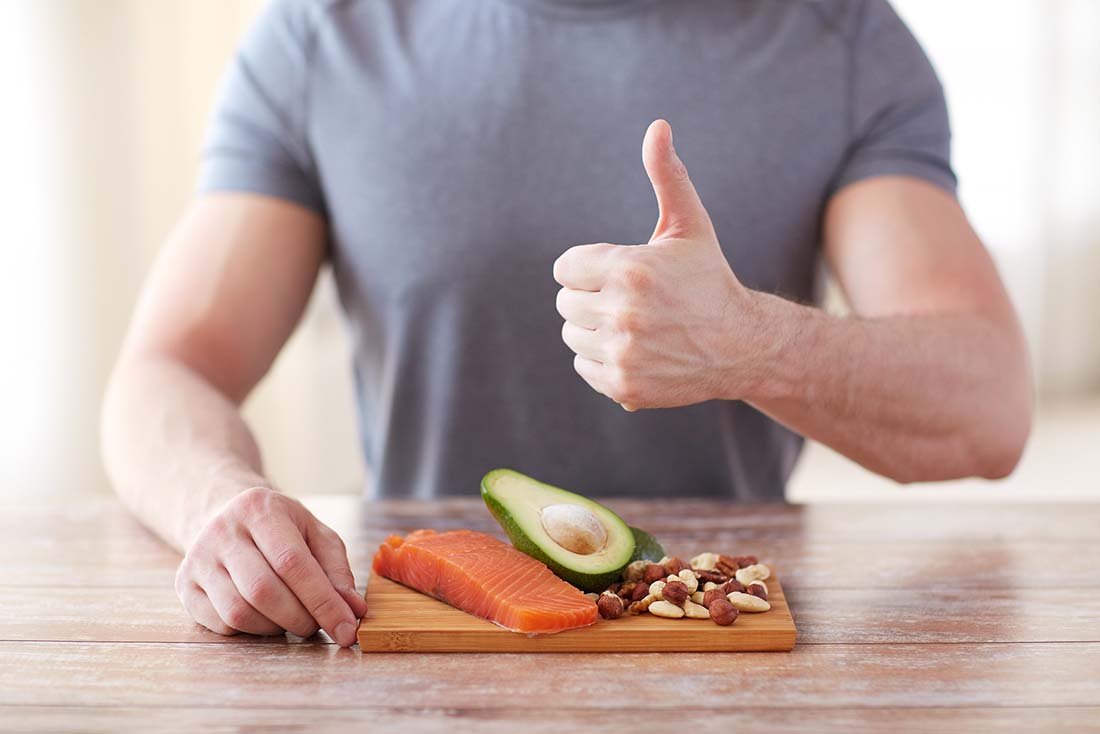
[175,487,368,646]
[554,119,765,411]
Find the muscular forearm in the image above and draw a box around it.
[101,355,269,552]
[737,292,1033,483]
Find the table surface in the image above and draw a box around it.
[2,495,1099,733]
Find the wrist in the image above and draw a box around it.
[715,288,812,403]
[181,467,273,551]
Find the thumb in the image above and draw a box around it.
[642,119,714,242]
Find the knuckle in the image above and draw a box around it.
[309,594,345,625]
[232,486,276,518]
[222,600,254,630]
[608,367,635,403]
[609,336,637,369]
[270,546,308,580]
[616,263,652,292]
[242,574,278,607]
[611,307,643,334]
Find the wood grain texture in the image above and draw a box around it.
[357,574,796,652]
[4,641,1100,708]
[5,585,1100,645]
[4,706,1099,734]
[3,494,1099,733]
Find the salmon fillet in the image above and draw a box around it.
[372,529,598,634]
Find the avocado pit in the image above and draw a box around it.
[540,503,608,555]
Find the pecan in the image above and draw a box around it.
[734,555,758,569]
[716,554,739,576]
[643,563,667,584]
[709,598,739,626]
[597,590,624,619]
[628,594,655,615]
[617,581,639,599]
[662,579,689,607]
[694,569,729,585]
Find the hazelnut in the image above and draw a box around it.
[723,579,746,595]
[702,588,727,609]
[709,598,739,626]
[630,582,650,602]
[664,556,689,576]
[747,581,768,601]
[662,579,689,607]
[597,591,624,619]
[643,564,667,584]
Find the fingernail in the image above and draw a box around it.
[335,621,356,647]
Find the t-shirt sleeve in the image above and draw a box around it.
[196,0,326,215]
[830,0,957,196]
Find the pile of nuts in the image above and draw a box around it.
[587,552,772,626]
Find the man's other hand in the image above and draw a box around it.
[174,487,368,646]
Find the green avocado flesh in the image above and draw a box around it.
[481,468,636,592]
[628,526,666,563]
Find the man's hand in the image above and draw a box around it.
[554,119,758,411]
[175,487,367,646]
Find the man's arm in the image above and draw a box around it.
[554,120,1032,483]
[744,177,1032,482]
[101,193,367,645]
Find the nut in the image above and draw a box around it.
[630,582,650,602]
[597,590,624,619]
[643,564,667,584]
[690,591,706,605]
[648,600,685,619]
[664,556,690,576]
[623,560,649,582]
[702,588,727,609]
[709,598,739,626]
[747,581,768,601]
[726,591,770,612]
[716,554,739,576]
[734,555,758,568]
[694,569,729,585]
[583,592,600,602]
[734,564,770,587]
[682,600,710,619]
[723,579,746,594]
[677,569,699,594]
[702,581,719,592]
[690,552,720,571]
[628,594,656,614]
[648,580,667,600]
[662,579,689,607]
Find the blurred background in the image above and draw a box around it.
[1,0,1097,503]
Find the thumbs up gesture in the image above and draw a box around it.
[553,120,757,411]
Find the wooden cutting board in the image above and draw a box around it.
[357,573,796,652]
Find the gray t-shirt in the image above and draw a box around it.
[198,0,955,501]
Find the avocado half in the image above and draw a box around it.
[481,468,635,592]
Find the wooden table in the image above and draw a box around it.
[2,495,1098,732]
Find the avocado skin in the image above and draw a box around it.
[480,470,633,593]
[628,526,666,563]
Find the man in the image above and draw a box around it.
[102,0,1032,648]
